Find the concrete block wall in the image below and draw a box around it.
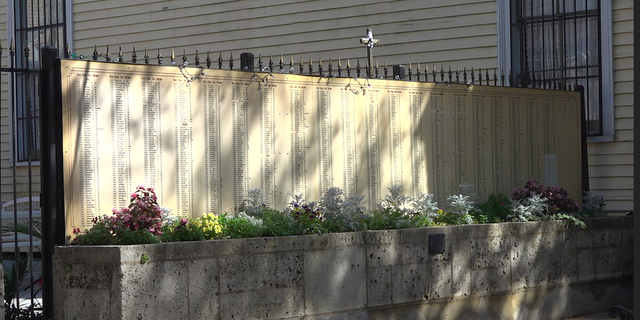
[53,217,633,320]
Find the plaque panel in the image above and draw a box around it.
[61,61,582,235]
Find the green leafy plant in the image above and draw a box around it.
[259,209,298,236]
[160,218,205,242]
[219,212,265,238]
[581,191,607,217]
[284,193,325,235]
[475,193,512,223]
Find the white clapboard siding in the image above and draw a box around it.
[585,0,634,212]
[72,0,499,69]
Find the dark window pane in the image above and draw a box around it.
[512,0,602,136]
[13,0,65,161]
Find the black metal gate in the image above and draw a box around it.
[0,44,65,320]
[1,1,67,318]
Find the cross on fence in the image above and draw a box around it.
[360,28,379,78]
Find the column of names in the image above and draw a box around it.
[289,85,307,196]
[260,84,277,207]
[409,91,424,195]
[341,89,356,196]
[174,79,194,216]
[429,91,445,204]
[365,90,381,205]
[110,75,132,209]
[204,80,223,213]
[472,94,487,200]
[509,96,522,188]
[316,87,334,194]
[232,81,250,205]
[526,97,539,180]
[491,95,504,193]
[77,73,100,227]
[142,77,164,200]
[387,90,402,188]
[453,93,467,187]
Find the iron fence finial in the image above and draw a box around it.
[269,55,274,73]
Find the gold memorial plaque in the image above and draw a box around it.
[61,60,582,234]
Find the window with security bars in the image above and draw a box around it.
[511,0,602,136]
[13,0,66,162]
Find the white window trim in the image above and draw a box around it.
[5,0,74,165]
[496,0,614,143]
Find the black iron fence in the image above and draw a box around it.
[65,44,581,91]
[0,41,46,319]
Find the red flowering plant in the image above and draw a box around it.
[117,185,164,235]
[72,185,164,245]
[512,179,578,215]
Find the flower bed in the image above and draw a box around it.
[54,182,631,319]
[71,181,602,245]
[53,216,633,320]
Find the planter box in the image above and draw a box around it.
[53,217,633,320]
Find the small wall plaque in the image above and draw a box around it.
[429,233,445,254]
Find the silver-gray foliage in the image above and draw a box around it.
[446,194,475,224]
[380,185,412,212]
[243,187,267,216]
[412,193,440,218]
[508,194,548,222]
[319,187,344,219]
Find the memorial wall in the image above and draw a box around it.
[61,60,582,231]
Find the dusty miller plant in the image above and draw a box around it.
[319,187,345,219]
[160,207,178,226]
[412,193,440,218]
[379,185,412,213]
[508,193,548,222]
[446,194,475,224]
[242,187,268,216]
[342,194,367,217]
[285,193,319,213]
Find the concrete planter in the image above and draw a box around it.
[53,217,633,320]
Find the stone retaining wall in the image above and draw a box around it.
[53,217,633,319]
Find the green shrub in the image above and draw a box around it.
[160,219,205,242]
[475,193,512,223]
[220,212,265,238]
[259,209,298,236]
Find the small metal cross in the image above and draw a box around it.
[360,28,379,78]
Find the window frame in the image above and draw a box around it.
[497,0,614,142]
[6,0,73,165]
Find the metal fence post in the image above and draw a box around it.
[40,46,64,320]
[576,85,590,196]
